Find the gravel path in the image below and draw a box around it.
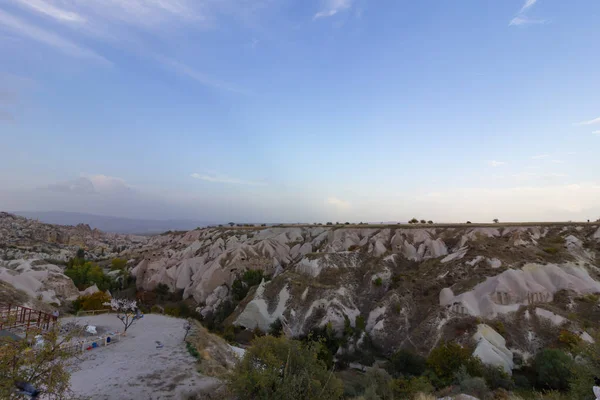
[64,314,220,400]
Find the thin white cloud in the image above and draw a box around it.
[520,0,538,13]
[0,9,110,65]
[576,117,600,126]
[157,57,245,94]
[190,173,266,186]
[510,0,546,26]
[326,197,351,209]
[314,0,352,19]
[531,154,549,159]
[12,0,85,23]
[488,160,506,167]
[4,0,248,91]
[551,159,564,164]
[509,16,546,26]
[593,130,600,135]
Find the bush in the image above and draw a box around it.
[392,376,434,399]
[388,349,427,378]
[427,220,433,224]
[73,292,111,312]
[164,306,181,317]
[65,260,112,291]
[228,335,343,400]
[409,218,419,224]
[543,247,560,255]
[533,349,573,391]
[373,277,383,287]
[355,315,366,332]
[558,330,582,350]
[481,365,513,391]
[269,318,283,337]
[427,342,482,388]
[110,258,127,270]
[361,368,395,400]
[420,219,426,224]
[150,305,163,314]
[232,270,265,302]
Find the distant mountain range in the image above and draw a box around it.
[14,211,212,235]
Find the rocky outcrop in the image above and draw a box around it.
[0,259,79,305]
[472,324,513,374]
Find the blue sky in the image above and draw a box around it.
[1,0,599,223]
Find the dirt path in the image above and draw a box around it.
[64,314,221,400]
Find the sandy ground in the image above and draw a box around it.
[63,314,221,400]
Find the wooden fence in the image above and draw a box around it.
[0,304,57,337]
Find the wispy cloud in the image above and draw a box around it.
[157,57,245,94]
[510,0,546,26]
[575,117,600,126]
[488,160,506,167]
[520,0,538,13]
[314,0,352,19]
[531,154,549,159]
[593,130,600,135]
[326,197,351,209]
[3,0,256,91]
[190,173,266,186]
[509,16,547,26]
[551,159,564,164]
[0,9,111,65]
[11,0,85,23]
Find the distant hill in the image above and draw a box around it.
[14,211,211,234]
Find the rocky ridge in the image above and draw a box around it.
[126,223,600,371]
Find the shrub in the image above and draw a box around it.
[355,315,366,332]
[164,306,181,317]
[373,277,383,287]
[232,270,265,302]
[460,376,489,399]
[409,218,419,224]
[65,260,112,291]
[388,349,427,378]
[73,292,112,311]
[361,368,395,400]
[150,305,163,314]
[228,335,343,400]
[543,247,560,254]
[533,349,573,391]
[420,219,426,224]
[110,258,127,270]
[427,342,482,388]
[392,376,434,399]
[269,318,283,337]
[481,365,513,391]
[427,220,433,224]
[558,330,582,350]
[186,341,200,359]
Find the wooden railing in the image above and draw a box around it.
[0,304,57,336]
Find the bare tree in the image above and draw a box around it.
[104,298,142,333]
[493,219,499,224]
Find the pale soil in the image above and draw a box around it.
[63,314,221,400]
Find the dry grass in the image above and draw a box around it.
[187,320,239,378]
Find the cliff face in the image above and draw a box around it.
[129,224,600,359]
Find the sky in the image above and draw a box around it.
[0,0,599,224]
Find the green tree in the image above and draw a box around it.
[409,218,419,224]
[0,324,77,399]
[533,348,573,391]
[228,335,343,400]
